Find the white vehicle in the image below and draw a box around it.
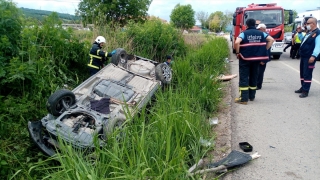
[293,10,320,31]
[28,48,172,156]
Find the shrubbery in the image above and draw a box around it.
[125,18,187,61]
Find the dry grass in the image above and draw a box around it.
[183,33,214,47]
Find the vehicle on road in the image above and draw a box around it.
[292,10,320,31]
[231,3,293,59]
[28,48,172,156]
[284,32,293,44]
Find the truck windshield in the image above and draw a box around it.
[244,10,283,28]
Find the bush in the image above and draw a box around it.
[125,19,187,61]
[0,0,22,78]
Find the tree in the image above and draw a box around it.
[208,11,232,32]
[170,4,195,30]
[0,0,22,78]
[77,0,152,26]
[196,11,208,28]
[208,15,218,31]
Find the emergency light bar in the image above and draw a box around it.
[248,3,277,8]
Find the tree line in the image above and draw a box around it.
[20,7,81,23]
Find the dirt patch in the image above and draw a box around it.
[213,82,232,162]
[191,80,233,179]
[209,81,233,180]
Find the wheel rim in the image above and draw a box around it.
[162,65,172,81]
[120,53,126,64]
[55,96,73,113]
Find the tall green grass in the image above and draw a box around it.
[24,37,229,179]
[0,6,229,178]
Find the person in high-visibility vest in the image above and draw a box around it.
[291,26,306,59]
[87,36,116,76]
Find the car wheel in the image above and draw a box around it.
[111,48,128,66]
[46,89,76,116]
[104,118,125,141]
[155,63,172,85]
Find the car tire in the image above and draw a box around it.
[103,118,125,141]
[46,89,76,116]
[111,48,128,66]
[155,63,172,85]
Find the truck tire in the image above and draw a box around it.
[111,48,128,66]
[46,89,76,116]
[155,63,172,85]
[273,55,280,59]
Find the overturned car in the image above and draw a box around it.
[28,48,172,156]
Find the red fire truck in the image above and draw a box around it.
[231,3,293,59]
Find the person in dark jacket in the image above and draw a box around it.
[164,55,172,66]
[295,17,320,98]
[234,19,274,104]
[87,36,116,76]
[256,23,271,90]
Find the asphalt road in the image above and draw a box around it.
[228,42,320,179]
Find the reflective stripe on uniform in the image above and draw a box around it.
[89,54,102,59]
[87,54,100,69]
[239,53,269,61]
[239,87,249,90]
[88,64,99,69]
[240,42,267,47]
[249,86,257,90]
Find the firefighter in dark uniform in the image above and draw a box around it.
[295,17,320,98]
[256,23,271,90]
[88,36,116,76]
[234,18,274,104]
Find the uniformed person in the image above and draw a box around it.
[256,23,271,90]
[87,36,116,76]
[295,17,320,98]
[291,26,306,59]
[234,18,274,104]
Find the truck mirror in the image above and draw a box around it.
[233,18,236,26]
[289,10,293,24]
[289,16,293,24]
[289,10,293,15]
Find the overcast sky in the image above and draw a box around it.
[13,0,320,23]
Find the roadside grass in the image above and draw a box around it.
[23,36,230,179]
[0,12,229,178]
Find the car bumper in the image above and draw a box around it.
[28,121,56,156]
[270,42,284,55]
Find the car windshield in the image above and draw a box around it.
[244,9,283,28]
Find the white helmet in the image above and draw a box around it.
[95,36,106,44]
